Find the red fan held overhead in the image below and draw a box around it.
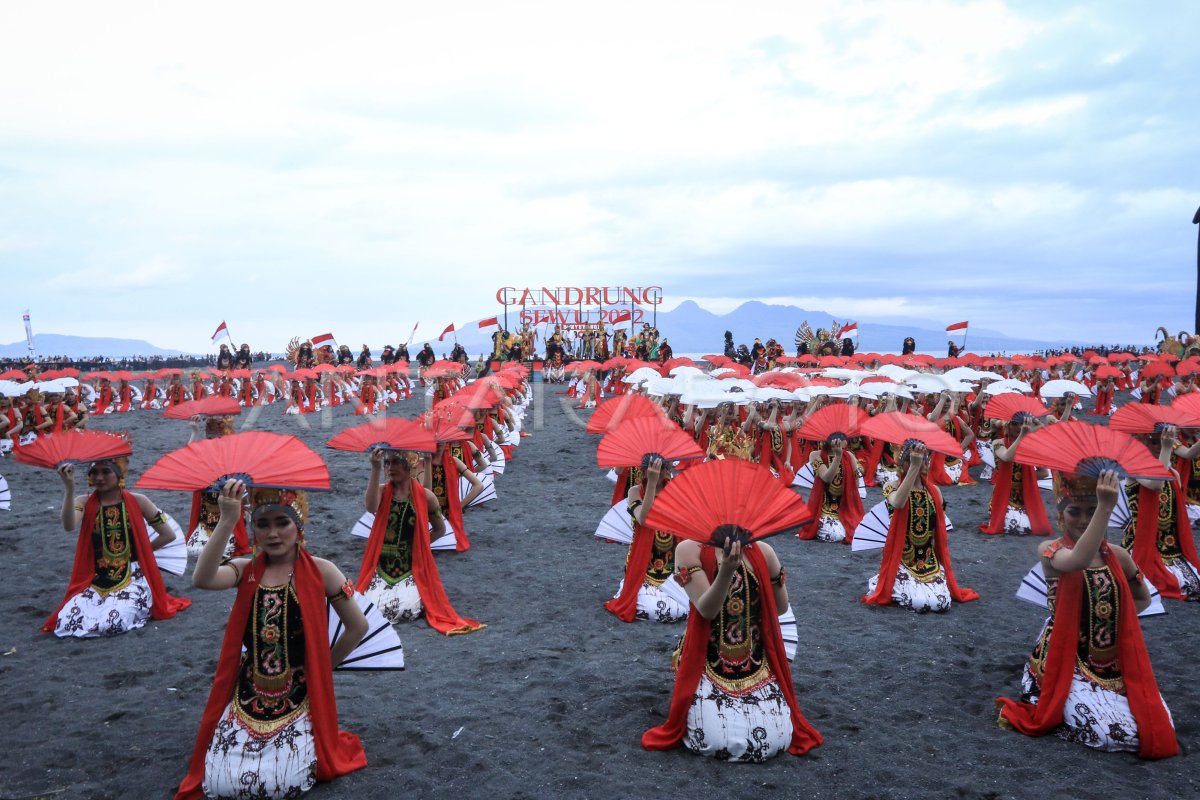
[983,393,1050,423]
[797,404,867,442]
[1140,361,1176,379]
[586,394,668,435]
[1013,421,1172,480]
[326,418,437,453]
[420,411,473,443]
[1173,393,1200,417]
[14,430,132,470]
[162,396,242,419]
[596,416,704,468]
[136,432,331,493]
[643,459,814,545]
[1110,404,1200,435]
[859,412,963,457]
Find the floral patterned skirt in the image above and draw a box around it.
[683,675,792,762]
[53,561,151,638]
[202,700,316,799]
[815,513,848,543]
[613,578,689,623]
[363,573,423,624]
[1020,662,1171,753]
[1164,558,1200,600]
[866,564,952,612]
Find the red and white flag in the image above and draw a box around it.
[438,323,456,342]
[611,310,632,324]
[841,321,858,337]
[945,321,969,332]
[312,332,336,347]
[405,321,420,345]
[478,316,499,329]
[211,321,229,342]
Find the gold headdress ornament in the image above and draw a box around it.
[1053,473,1099,505]
[204,415,236,438]
[248,487,309,529]
[88,432,133,488]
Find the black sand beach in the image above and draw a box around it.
[1,378,1197,799]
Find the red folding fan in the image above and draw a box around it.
[136,432,330,492]
[1094,365,1123,380]
[452,384,503,409]
[797,404,868,442]
[1173,393,1200,417]
[432,399,478,428]
[643,459,814,545]
[983,393,1050,422]
[326,418,437,453]
[586,395,667,434]
[14,430,133,470]
[1140,361,1176,379]
[1014,421,1172,480]
[859,412,963,457]
[596,416,704,468]
[1110,403,1200,434]
[420,412,473,443]
[752,372,808,390]
[162,396,242,419]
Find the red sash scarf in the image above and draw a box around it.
[756,429,795,486]
[979,449,1051,535]
[354,480,484,635]
[862,437,885,486]
[48,402,67,434]
[192,380,207,399]
[641,545,823,755]
[356,384,376,415]
[174,548,367,798]
[611,467,631,508]
[605,517,661,622]
[187,491,251,556]
[438,450,470,552]
[43,491,191,632]
[96,386,113,412]
[1094,385,1114,415]
[862,478,979,606]
[1130,481,1200,600]
[996,545,1177,759]
[117,385,133,411]
[801,451,864,543]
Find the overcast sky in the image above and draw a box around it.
[2,1,1198,353]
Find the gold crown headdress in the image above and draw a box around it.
[248,487,309,529]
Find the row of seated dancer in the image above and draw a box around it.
[0,370,418,450]
[16,364,1195,796]
[29,372,531,798]
[587,382,1192,763]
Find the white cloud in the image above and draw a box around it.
[1,1,1195,350]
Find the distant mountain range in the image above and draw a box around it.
[434,300,1078,357]
[3,301,1085,360]
[0,334,195,359]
